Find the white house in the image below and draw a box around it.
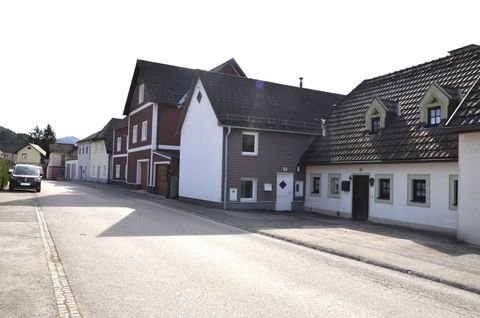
[177,70,343,210]
[301,45,480,238]
[77,118,122,183]
[445,72,480,245]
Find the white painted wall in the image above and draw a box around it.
[305,162,458,232]
[77,141,90,181]
[179,79,223,202]
[458,132,480,244]
[90,140,109,183]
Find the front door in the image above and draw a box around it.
[155,164,168,196]
[140,162,148,190]
[352,175,369,220]
[276,172,294,211]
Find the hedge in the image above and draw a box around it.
[0,159,8,190]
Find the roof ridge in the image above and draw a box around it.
[363,46,480,84]
[197,69,344,97]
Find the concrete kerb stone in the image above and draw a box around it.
[34,195,81,318]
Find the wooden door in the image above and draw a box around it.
[352,175,369,220]
[155,164,168,195]
[140,162,148,190]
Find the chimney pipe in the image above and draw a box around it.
[299,77,303,88]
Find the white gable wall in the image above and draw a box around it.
[305,162,458,233]
[458,132,480,244]
[179,79,223,202]
[90,140,109,183]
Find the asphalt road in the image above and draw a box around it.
[33,181,480,317]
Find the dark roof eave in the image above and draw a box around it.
[219,123,323,136]
[301,158,458,166]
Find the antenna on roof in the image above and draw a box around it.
[299,77,303,88]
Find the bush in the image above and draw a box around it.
[0,159,8,190]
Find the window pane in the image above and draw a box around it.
[241,180,253,198]
[412,179,426,202]
[379,178,390,199]
[312,177,320,193]
[330,177,339,194]
[453,180,458,206]
[242,134,255,153]
[428,107,441,126]
[371,117,380,133]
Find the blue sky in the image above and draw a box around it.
[1,0,479,139]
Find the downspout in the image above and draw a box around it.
[223,126,232,210]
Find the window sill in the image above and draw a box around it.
[309,193,321,197]
[408,200,430,208]
[327,193,341,199]
[240,198,257,202]
[242,152,258,157]
[375,197,393,204]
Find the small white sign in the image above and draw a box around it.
[264,183,272,192]
[282,167,288,172]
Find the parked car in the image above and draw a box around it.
[9,164,42,192]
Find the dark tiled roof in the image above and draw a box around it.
[78,118,123,153]
[123,59,247,115]
[49,143,76,153]
[446,75,480,130]
[209,58,247,77]
[0,143,24,154]
[196,71,344,134]
[302,45,480,164]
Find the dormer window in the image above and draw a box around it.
[365,97,399,134]
[371,117,381,134]
[427,106,441,126]
[419,83,461,127]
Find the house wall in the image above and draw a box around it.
[46,152,65,180]
[112,156,127,183]
[157,104,181,146]
[458,132,480,244]
[128,105,153,149]
[127,149,150,185]
[65,160,78,180]
[90,140,109,183]
[15,145,42,165]
[77,142,91,181]
[179,79,223,202]
[226,129,312,210]
[129,78,147,114]
[113,126,128,155]
[305,162,458,234]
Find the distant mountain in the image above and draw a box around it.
[56,136,79,144]
[0,125,28,144]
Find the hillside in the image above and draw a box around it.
[57,136,79,144]
[0,125,28,144]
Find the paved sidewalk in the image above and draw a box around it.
[132,190,480,295]
[0,191,56,317]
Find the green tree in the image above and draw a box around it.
[42,124,56,158]
[0,158,8,190]
[28,125,43,145]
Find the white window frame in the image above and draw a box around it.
[91,165,95,177]
[141,121,148,142]
[240,178,257,202]
[241,131,258,156]
[449,175,458,211]
[310,173,321,196]
[407,174,430,208]
[375,174,394,204]
[327,174,341,198]
[132,125,138,144]
[117,137,122,152]
[115,164,120,178]
[139,83,144,104]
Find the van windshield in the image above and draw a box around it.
[14,166,40,176]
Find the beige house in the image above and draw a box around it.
[14,143,46,167]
